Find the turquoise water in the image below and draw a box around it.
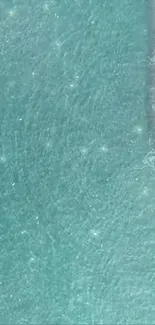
[0,0,155,324]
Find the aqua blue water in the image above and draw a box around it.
[0,0,155,324]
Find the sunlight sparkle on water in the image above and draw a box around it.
[8,8,16,17]
[99,145,108,153]
[133,125,143,134]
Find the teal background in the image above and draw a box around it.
[0,0,155,324]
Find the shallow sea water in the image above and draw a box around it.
[0,0,155,324]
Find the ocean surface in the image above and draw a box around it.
[0,0,155,324]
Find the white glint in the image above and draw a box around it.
[8,9,16,17]
[32,72,35,76]
[29,257,35,263]
[90,229,100,237]
[53,40,62,51]
[69,75,79,89]
[46,141,52,149]
[100,145,108,153]
[133,126,143,134]
[0,156,6,163]
[142,186,149,197]
[21,230,28,235]
[56,40,61,47]
[36,216,39,225]
[43,3,49,11]
[46,142,50,148]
